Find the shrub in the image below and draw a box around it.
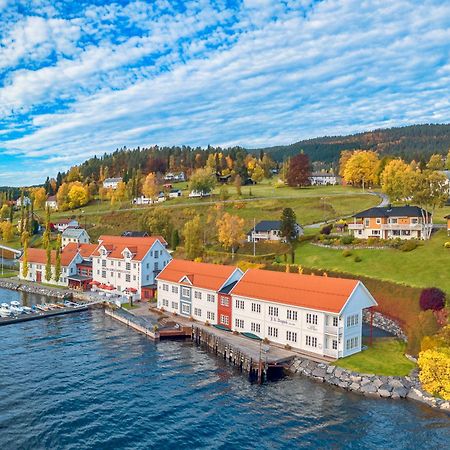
[406,310,440,355]
[354,255,362,262]
[444,241,450,248]
[366,237,377,246]
[342,250,352,257]
[320,224,333,235]
[340,235,354,245]
[419,287,446,311]
[400,240,418,252]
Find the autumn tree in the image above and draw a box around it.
[343,150,380,187]
[426,154,445,171]
[216,213,245,258]
[33,187,47,209]
[338,150,353,178]
[142,172,159,199]
[380,159,413,201]
[54,234,62,283]
[67,183,89,209]
[21,231,29,279]
[183,215,203,259]
[141,208,173,241]
[66,166,82,182]
[251,164,265,183]
[234,174,242,196]
[0,221,14,242]
[445,150,450,170]
[0,204,9,219]
[280,207,298,263]
[286,153,311,187]
[56,182,71,210]
[189,168,216,194]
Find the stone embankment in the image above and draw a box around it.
[288,357,449,412]
[362,310,407,341]
[0,279,72,300]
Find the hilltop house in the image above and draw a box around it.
[156,259,243,325]
[309,172,341,186]
[348,206,432,240]
[54,219,79,233]
[247,220,303,243]
[164,172,185,182]
[19,243,83,286]
[156,260,378,359]
[61,227,91,248]
[91,235,171,300]
[45,195,58,210]
[132,195,153,205]
[103,177,122,190]
[15,196,31,208]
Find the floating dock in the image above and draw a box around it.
[0,305,89,326]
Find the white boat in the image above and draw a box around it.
[10,301,24,314]
[22,306,33,314]
[0,303,12,317]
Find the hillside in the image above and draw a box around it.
[251,123,450,163]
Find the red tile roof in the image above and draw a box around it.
[94,235,167,261]
[20,243,80,267]
[230,269,360,313]
[156,259,238,291]
[78,243,98,259]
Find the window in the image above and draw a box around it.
[411,218,418,224]
[181,287,190,297]
[251,303,261,313]
[235,299,245,309]
[126,274,131,282]
[110,260,114,266]
[110,272,113,277]
[333,316,338,327]
[346,337,359,350]
[286,331,297,342]
[181,303,190,314]
[346,314,359,327]
[305,335,317,347]
[126,262,131,270]
[194,291,202,300]
[207,293,215,302]
[171,301,178,309]
[220,296,229,307]
[332,340,338,350]
[235,318,244,328]
[376,218,381,224]
[102,271,106,278]
[207,311,215,321]
[364,219,369,226]
[155,252,159,259]
[194,308,202,317]
[102,260,106,267]
[162,284,169,291]
[220,314,229,325]
[154,262,159,271]
[251,322,261,333]
[287,310,298,321]
[268,326,278,338]
[162,299,169,307]
[306,313,318,325]
[268,306,278,317]
[171,286,178,294]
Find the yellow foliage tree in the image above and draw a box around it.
[67,183,89,209]
[418,348,450,400]
[380,159,413,201]
[343,150,380,187]
[183,215,203,260]
[216,212,245,257]
[142,173,159,199]
[1,221,14,241]
[32,187,47,209]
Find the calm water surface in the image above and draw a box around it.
[0,290,448,449]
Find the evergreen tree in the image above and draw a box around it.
[21,231,29,279]
[54,234,62,284]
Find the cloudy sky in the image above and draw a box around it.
[0,0,449,185]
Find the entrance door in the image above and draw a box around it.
[36,271,42,282]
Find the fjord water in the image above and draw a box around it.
[0,290,448,450]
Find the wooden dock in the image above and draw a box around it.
[0,305,89,326]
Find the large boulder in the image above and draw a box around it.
[361,382,378,394]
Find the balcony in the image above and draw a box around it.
[381,223,424,231]
[348,223,364,230]
[324,326,338,335]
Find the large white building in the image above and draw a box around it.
[156,259,378,359]
[156,259,243,323]
[92,235,171,300]
[103,177,122,190]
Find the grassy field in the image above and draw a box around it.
[334,338,416,376]
[296,229,450,294]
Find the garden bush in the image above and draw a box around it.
[444,241,450,248]
[400,240,418,252]
[419,287,446,311]
[354,255,362,262]
[342,250,352,257]
[340,235,354,245]
[320,224,333,235]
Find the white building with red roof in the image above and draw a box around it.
[156,259,243,323]
[91,235,171,300]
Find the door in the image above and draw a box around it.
[36,271,42,282]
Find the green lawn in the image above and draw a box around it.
[334,338,416,376]
[296,229,450,294]
[0,270,18,278]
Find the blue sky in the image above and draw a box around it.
[1,0,450,186]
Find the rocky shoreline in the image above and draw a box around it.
[362,310,407,341]
[0,279,72,300]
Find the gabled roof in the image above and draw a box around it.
[253,220,282,232]
[310,172,338,177]
[229,269,362,314]
[121,231,149,237]
[104,177,122,183]
[62,227,88,238]
[20,242,80,267]
[94,235,167,260]
[354,206,430,218]
[55,218,78,225]
[46,195,57,202]
[78,243,98,259]
[156,259,238,291]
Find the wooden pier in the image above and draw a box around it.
[0,305,89,326]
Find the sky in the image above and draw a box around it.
[1,0,450,186]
